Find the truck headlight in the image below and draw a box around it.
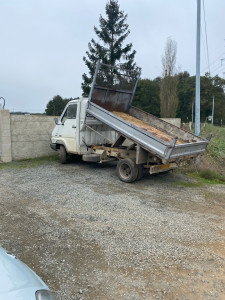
[35,289,56,300]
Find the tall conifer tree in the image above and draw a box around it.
[82,0,138,96]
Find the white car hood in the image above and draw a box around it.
[0,247,47,298]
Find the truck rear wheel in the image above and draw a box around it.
[59,145,68,164]
[116,158,138,183]
[136,164,144,181]
[131,158,144,181]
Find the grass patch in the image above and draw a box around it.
[175,166,225,187]
[187,170,225,185]
[201,125,225,160]
[180,125,225,185]
[0,155,59,170]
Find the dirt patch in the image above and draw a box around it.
[0,161,225,299]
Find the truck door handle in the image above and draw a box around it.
[72,125,76,128]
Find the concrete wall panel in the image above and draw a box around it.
[0,110,12,162]
[10,115,57,160]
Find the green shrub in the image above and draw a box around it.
[201,125,225,159]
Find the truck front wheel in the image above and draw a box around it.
[116,158,138,183]
[59,145,68,164]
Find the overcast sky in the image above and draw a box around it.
[1,0,225,113]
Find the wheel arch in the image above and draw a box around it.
[55,140,68,151]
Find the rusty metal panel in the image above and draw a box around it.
[129,106,203,143]
[89,62,140,113]
[91,87,132,112]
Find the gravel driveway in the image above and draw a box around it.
[0,159,225,300]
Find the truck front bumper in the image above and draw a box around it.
[50,143,57,151]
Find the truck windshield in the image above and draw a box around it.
[61,104,77,123]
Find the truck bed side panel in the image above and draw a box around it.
[129,106,201,143]
[87,102,209,160]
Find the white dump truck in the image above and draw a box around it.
[50,62,211,182]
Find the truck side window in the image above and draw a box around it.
[61,104,77,123]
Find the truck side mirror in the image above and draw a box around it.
[54,117,58,125]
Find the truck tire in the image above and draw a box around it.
[136,164,144,181]
[116,158,138,183]
[131,158,144,181]
[59,145,67,164]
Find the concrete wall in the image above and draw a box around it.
[0,110,12,162]
[11,115,57,160]
[0,110,57,162]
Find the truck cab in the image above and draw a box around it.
[51,97,116,164]
[52,99,80,154]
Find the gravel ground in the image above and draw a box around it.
[0,159,225,300]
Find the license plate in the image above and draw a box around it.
[149,163,176,174]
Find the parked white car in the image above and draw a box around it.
[0,247,56,300]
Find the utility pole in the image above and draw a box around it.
[192,101,194,129]
[195,0,201,136]
[212,80,214,125]
[221,41,225,80]
[212,95,214,125]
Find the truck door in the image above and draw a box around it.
[58,103,78,153]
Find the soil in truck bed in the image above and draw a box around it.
[112,111,185,145]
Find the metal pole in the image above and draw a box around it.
[195,0,201,136]
[212,95,214,125]
[192,101,194,129]
[88,60,101,102]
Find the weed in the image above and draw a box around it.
[198,169,225,182]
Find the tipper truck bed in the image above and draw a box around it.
[51,61,211,182]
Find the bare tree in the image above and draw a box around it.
[160,37,179,118]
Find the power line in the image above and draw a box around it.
[211,63,224,75]
[207,41,225,57]
[201,42,225,73]
[201,51,225,74]
[202,0,210,73]
[211,44,225,76]
[210,59,225,75]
